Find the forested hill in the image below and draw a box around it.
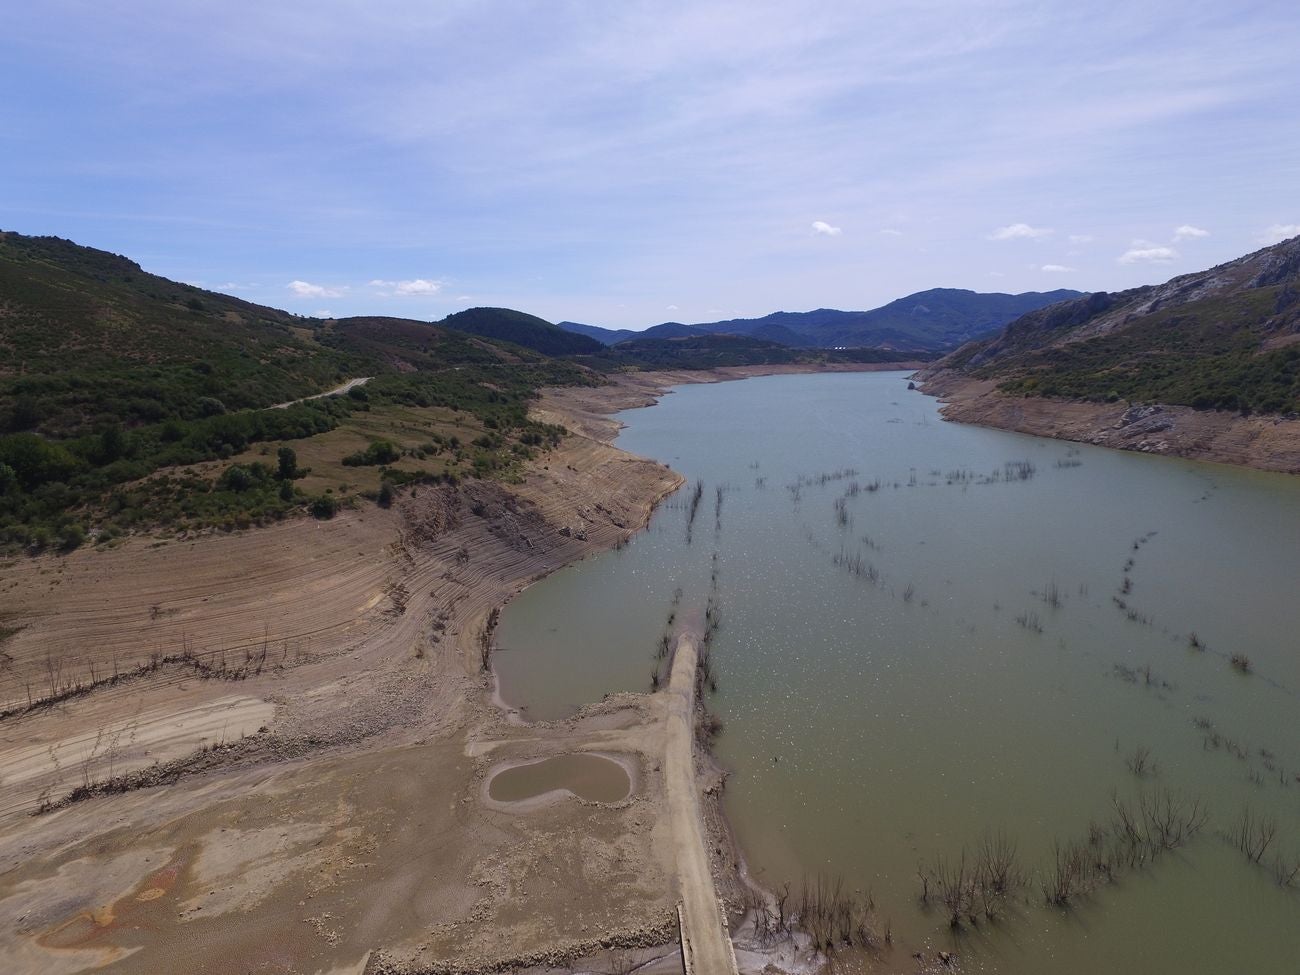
[0,231,589,551]
[439,307,604,356]
[935,235,1300,414]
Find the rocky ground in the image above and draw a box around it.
[919,371,1300,474]
[0,380,689,974]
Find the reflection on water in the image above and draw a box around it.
[496,372,1300,973]
[487,753,631,804]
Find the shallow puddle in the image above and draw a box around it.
[487,753,630,803]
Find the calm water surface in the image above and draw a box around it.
[496,372,1300,973]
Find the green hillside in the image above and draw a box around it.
[938,236,1300,414]
[0,232,359,437]
[0,232,589,551]
[439,307,604,356]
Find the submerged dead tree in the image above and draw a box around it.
[686,481,705,544]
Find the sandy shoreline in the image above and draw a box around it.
[0,363,909,974]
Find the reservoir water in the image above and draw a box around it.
[495,371,1300,973]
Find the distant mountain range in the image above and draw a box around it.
[559,288,1084,353]
[932,235,1300,415]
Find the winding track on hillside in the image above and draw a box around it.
[269,376,371,409]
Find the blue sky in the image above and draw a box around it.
[3,1,1298,329]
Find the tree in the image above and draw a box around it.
[99,424,126,463]
[277,446,299,480]
[310,495,339,519]
[7,396,40,433]
[377,480,395,508]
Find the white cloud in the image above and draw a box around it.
[811,220,842,236]
[1173,224,1209,241]
[1261,223,1300,244]
[1041,264,1076,273]
[288,279,343,298]
[1118,240,1179,265]
[989,223,1053,241]
[667,304,680,310]
[879,228,903,236]
[1068,234,1094,245]
[314,309,334,318]
[370,278,443,296]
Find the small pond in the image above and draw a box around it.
[487,753,632,804]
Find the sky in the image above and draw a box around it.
[3,0,1299,330]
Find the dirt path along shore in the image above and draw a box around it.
[666,629,740,975]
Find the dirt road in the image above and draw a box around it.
[269,375,371,409]
[665,630,739,975]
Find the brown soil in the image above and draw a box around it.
[920,370,1300,474]
[0,363,909,974]
[3,365,913,974]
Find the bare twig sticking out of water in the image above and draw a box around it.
[650,589,686,691]
[1230,652,1252,674]
[1112,662,1172,691]
[832,546,880,586]
[1038,580,1064,610]
[1042,788,1207,907]
[1273,853,1300,888]
[1015,611,1043,634]
[746,883,793,946]
[795,875,890,953]
[685,481,704,544]
[918,832,1026,929]
[1125,745,1157,778]
[1232,807,1277,864]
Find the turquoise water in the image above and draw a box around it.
[496,372,1300,972]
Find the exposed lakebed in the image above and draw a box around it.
[496,372,1300,973]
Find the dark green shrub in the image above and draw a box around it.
[310,495,339,519]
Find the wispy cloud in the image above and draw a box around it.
[9,2,1300,326]
[370,278,443,296]
[1173,224,1209,241]
[1041,264,1076,273]
[288,280,344,298]
[1118,240,1179,265]
[879,228,903,237]
[1261,223,1300,244]
[989,223,1053,241]
[811,220,842,236]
